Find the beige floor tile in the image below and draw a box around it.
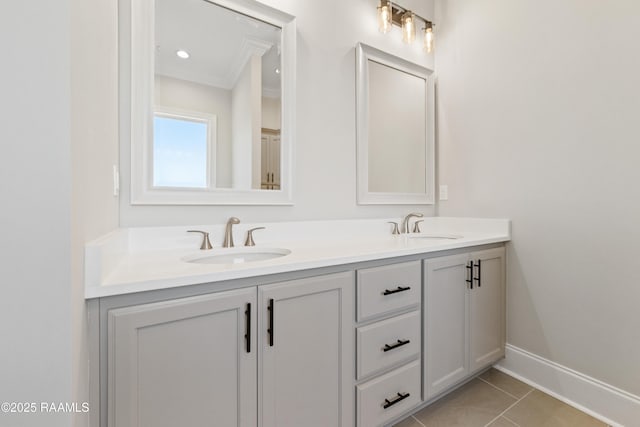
[504,390,606,427]
[479,368,533,399]
[393,415,424,427]
[487,416,519,427]
[413,379,516,427]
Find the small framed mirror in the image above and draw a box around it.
[123,0,295,205]
[356,43,435,205]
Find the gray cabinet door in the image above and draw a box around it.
[469,247,506,372]
[108,288,257,427]
[424,253,470,399]
[259,271,355,427]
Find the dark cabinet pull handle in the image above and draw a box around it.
[383,339,411,352]
[383,392,410,409]
[267,298,274,347]
[474,259,482,287]
[245,303,251,353]
[382,286,411,296]
[466,261,474,289]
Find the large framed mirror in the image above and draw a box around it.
[356,43,435,205]
[124,0,295,204]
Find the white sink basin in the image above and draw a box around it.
[409,233,463,240]
[183,247,291,265]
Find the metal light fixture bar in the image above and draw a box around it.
[388,3,432,29]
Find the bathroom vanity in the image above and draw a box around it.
[86,217,509,427]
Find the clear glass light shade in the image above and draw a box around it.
[377,0,392,34]
[423,26,434,53]
[401,11,415,44]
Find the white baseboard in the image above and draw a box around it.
[495,344,640,427]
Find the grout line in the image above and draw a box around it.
[410,415,426,427]
[502,414,521,426]
[478,376,522,401]
[483,389,534,427]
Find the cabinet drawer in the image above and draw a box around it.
[356,360,421,427]
[357,311,420,379]
[357,261,421,321]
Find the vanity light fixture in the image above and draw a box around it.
[423,21,434,53]
[377,0,393,34]
[401,11,415,44]
[176,50,190,59]
[375,1,435,53]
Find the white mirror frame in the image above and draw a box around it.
[356,43,435,205]
[126,0,296,205]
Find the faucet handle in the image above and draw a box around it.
[387,222,400,235]
[244,227,266,246]
[412,220,424,233]
[187,230,213,250]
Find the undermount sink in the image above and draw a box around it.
[183,247,291,265]
[409,233,463,240]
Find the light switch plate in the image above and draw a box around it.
[439,185,448,201]
[113,165,120,197]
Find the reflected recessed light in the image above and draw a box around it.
[274,67,280,74]
[176,50,190,59]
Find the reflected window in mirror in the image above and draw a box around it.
[152,108,216,189]
[124,0,296,205]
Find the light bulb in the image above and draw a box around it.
[423,23,434,53]
[401,11,415,44]
[377,0,392,34]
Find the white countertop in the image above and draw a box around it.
[85,217,510,299]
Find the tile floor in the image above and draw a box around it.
[393,368,608,427]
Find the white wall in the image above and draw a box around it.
[231,56,262,189]
[70,0,121,425]
[436,0,640,396]
[250,56,263,190]
[155,75,233,187]
[262,96,281,130]
[120,0,436,226]
[0,2,73,426]
[1,2,120,426]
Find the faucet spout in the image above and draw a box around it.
[223,217,241,248]
[402,212,423,234]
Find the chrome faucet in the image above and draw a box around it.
[223,217,240,248]
[402,213,423,234]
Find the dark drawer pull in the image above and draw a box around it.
[382,286,411,296]
[267,298,274,347]
[383,392,410,409]
[474,259,482,287]
[466,261,474,289]
[245,303,251,353]
[383,339,411,352]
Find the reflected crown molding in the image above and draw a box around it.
[227,37,274,89]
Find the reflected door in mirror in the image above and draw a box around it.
[261,129,281,190]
